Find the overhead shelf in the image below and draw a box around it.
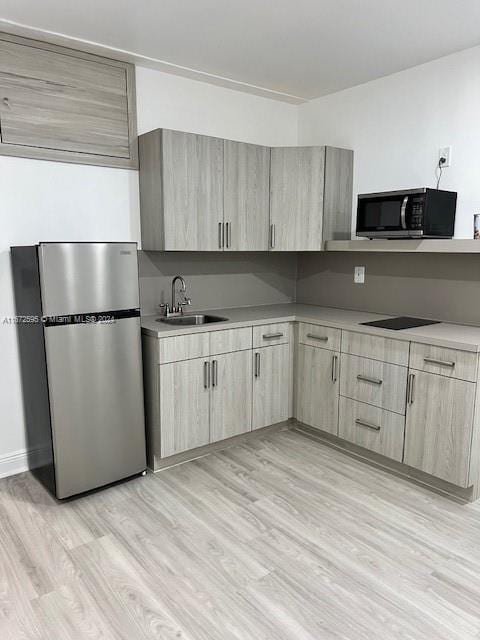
[325,240,480,253]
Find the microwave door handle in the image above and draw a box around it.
[400,195,409,230]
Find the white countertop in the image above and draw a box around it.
[141,303,480,352]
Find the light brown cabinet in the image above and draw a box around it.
[159,358,210,458]
[223,140,270,251]
[0,32,137,168]
[210,350,252,441]
[144,318,480,498]
[403,371,476,487]
[252,344,292,430]
[269,146,325,251]
[139,128,353,251]
[295,343,339,435]
[269,145,353,250]
[339,396,405,462]
[139,129,223,251]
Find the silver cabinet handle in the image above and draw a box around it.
[218,222,224,249]
[262,332,283,340]
[357,374,383,385]
[307,333,328,342]
[254,352,261,378]
[270,223,275,248]
[212,359,218,387]
[424,357,455,368]
[407,373,415,404]
[204,361,210,389]
[331,354,338,382]
[355,418,381,432]
[225,221,231,248]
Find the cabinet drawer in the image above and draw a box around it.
[341,330,409,366]
[253,322,291,348]
[340,354,407,414]
[298,322,341,351]
[158,333,210,364]
[209,327,252,355]
[409,343,478,382]
[339,397,405,462]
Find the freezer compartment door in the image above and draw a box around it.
[44,316,146,499]
[39,243,139,316]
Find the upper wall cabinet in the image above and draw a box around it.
[270,146,325,251]
[223,140,270,251]
[139,129,224,251]
[138,128,353,252]
[0,33,137,169]
[139,130,269,251]
[269,146,353,251]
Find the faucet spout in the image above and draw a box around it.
[171,275,190,314]
[159,276,191,317]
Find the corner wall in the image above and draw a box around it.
[296,44,480,325]
[298,44,480,239]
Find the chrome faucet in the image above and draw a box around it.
[159,275,191,317]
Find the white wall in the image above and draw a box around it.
[0,67,297,476]
[136,67,298,144]
[298,45,480,238]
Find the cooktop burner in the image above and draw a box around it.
[360,316,441,331]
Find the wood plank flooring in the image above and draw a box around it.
[2,428,480,639]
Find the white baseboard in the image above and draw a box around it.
[0,445,52,480]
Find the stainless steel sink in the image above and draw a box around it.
[157,314,228,326]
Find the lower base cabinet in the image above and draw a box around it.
[338,396,405,462]
[403,371,476,487]
[253,343,292,430]
[210,350,252,441]
[160,358,210,458]
[295,343,339,434]
[148,321,480,497]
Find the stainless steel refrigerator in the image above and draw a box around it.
[11,242,146,499]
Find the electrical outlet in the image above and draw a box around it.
[438,146,452,168]
[354,266,365,284]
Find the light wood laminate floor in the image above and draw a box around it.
[2,428,480,639]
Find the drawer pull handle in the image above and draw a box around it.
[331,354,338,382]
[357,374,383,385]
[424,357,455,368]
[212,359,218,387]
[263,332,284,339]
[307,333,328,342]
[255,352,261,378]
[218,222,224,249]
[355,418,381,432]
[407,373,415,404]
[204,361,210,389]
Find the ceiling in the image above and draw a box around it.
[1,0,480,103]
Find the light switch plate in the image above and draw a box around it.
[354,266,365,284]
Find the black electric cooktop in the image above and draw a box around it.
[360,316,441,331]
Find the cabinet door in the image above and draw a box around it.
[210,351,252,442]
[253,344,292,430]
[270,146,325,251]
[162,130,223,250]
[295,344,339,435]
[160,359,210,458]
[0,36,136,167]
[404,371,475,487]
[223,140,270,250]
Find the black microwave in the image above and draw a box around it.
[356,188,457,238]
